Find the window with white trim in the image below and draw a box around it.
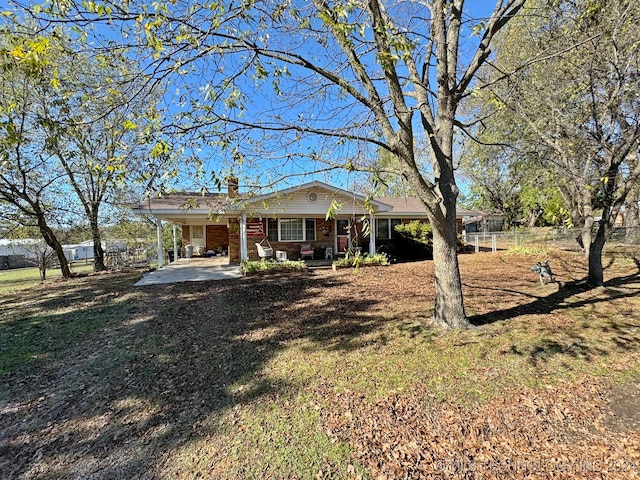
[280,218,304,241]
[265,218,317,242]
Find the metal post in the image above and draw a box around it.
[492,234,497,253]
[474,234,479,253]
[369,213,376,255]
[156,218,163,267]
[172,224,178,263]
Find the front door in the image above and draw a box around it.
[190,225,206,254]
[336,219,349,253]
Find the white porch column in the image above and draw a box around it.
[156,218,164,267]
[369,213,376,255]
[240,212,248,260]
[172,224,178,263]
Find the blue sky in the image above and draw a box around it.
[1,0,507,197]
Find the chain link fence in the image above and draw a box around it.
[463,226,640,253]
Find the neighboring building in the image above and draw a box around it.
[66,242,95,261]
[0,238,126,270]
[0,239,41,269]
[0,238,80,269]
[0,238,41,257]
[133,180,477,266]
[463,212,506,233]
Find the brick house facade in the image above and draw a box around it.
[133,181,477,266]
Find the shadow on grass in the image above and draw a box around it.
[0,270,392,479]
[468,256,640,326]
[467,261,640,369]
[0,272,142,376]
[4,256,639,478]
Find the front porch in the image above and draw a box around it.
[134,255,242,286]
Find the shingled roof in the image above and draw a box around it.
[375,197,477,217]
[133,193,234,213]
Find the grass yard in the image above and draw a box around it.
[1,249,639,479]
[0,263,95,294]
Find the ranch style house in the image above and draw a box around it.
[133,179,477,266]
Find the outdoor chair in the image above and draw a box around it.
[300,244,314,260]
[256,238,273,259]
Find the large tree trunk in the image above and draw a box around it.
[431,216,468,329]
[89,213,106,272]
[624,186,640,244]
[36,212,71,279]
[587,163,621,286]
[578,189,595,258]
[587,221,609,287]
[406,161,469,329]
[579,218,594,259]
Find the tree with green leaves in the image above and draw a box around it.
[0,24,73,278]
[43,48,162,271]
[25,0,527,328]
[474,0,640,286]
[1,15,163,273]
[458,101,573,230]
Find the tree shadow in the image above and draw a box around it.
[3,256,639,478]
[467,260,640,372]
[468,263,640,326]
[0,270,393,478]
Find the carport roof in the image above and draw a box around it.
[132,193,239,215]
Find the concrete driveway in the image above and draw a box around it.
[134,256,242,286]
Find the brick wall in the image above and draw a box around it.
[206,225,229,252]
[248,218,338,260]
[228,218,241,263]
[181,226,190,256]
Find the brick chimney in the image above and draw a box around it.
[227,176,239,198]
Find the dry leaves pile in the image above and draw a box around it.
[322,378,640,479]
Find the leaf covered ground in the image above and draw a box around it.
[1,249,639,479]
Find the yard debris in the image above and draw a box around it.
[530,260,555,284]
[322,378,640,479]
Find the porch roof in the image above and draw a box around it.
[131,193,242,223]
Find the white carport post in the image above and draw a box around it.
[369,213,376,255]
[172,224,178,263]
[156,218,164,267]
[240,212,248,260]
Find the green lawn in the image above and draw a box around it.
[0,262,96,294]
[1,249,639,479]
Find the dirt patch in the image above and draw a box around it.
[604,377,640,433]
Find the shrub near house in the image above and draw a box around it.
[378,221,433,261]
[241,259,307,275]
[332,252,389,270]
